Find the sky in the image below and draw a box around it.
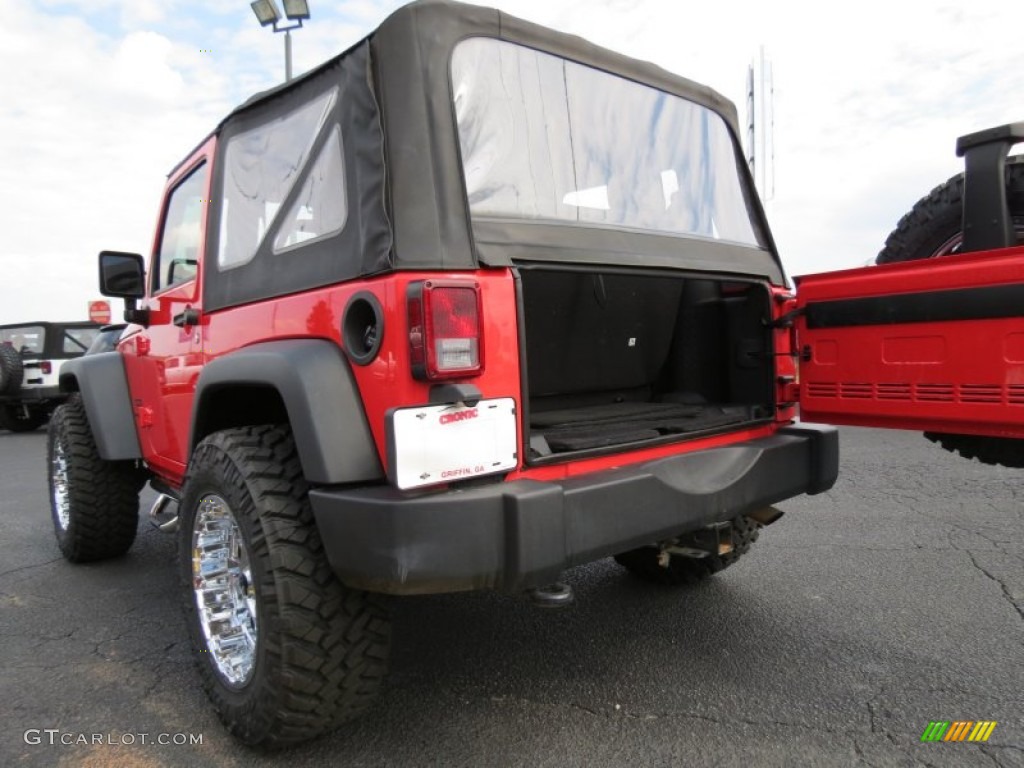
[1,0,1021,324]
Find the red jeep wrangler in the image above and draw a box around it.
[47,0,1024,747]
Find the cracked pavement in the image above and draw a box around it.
[1,426,1021,767]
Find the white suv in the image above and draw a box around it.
[0,322,101,431]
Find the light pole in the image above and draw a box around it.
[250,0,311,82]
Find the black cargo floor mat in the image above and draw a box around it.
[533,402,752,453]
[531,401,704,428]
[545,428,662,452]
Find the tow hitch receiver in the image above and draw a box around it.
[656,507,785,566]
[659,522,734,565]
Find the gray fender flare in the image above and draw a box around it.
[59,353,142,460]
[190,340,383,485]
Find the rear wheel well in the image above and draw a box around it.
[192,385,289,451]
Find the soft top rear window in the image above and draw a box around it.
[0,325,44,355]
[451,38,761,247]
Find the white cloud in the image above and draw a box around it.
[111,32,184,99]
[1,0,1022,324]
[0,3,242,323]
[121,0,166,26]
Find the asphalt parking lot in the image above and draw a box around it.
[1,425,1021,767]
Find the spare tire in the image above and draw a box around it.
[876,157,1024,467]
[0,345,23,394]
[877,156,1024,265]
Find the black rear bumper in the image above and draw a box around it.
[310,423,838,595]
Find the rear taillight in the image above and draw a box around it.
[40,361,52,374]
[407,280,483,380]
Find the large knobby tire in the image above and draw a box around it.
[615,516,760,586]
[877,156,1024,265]
[47,395,144,561]
[179,425,392,748]
[0,345,23,394]
[876,157,1024,467]
[1,404,48,432]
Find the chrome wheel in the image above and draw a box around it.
[191,494,258,688]
[51,439,70,530]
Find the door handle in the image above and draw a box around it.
[173,307,200,328]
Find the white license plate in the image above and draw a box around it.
[390,398,518,490]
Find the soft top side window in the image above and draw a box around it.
[217,89,340,271]
[62,328,98,354]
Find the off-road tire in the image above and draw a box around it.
[876,157,1024,467]
[47,395,143,561]
[0,345,23,394]
[922,432,1024,469]
[876,156,1024,266]
[179,425,392,748]
[0,405,47,432]
[614,515,760,586]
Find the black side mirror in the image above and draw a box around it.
[99,251,145,298]
[98,251,150,326]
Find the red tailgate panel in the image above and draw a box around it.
[795,246,1024,438]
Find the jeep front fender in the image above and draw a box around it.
[191,340,383,485]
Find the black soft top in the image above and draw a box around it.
[0,322,101,360]
[0,321,101,331]
[226,1,739,130]
[201,1,783,311]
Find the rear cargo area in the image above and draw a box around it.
[519,267,775,458]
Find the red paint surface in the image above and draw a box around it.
[797,246,1024,438]
[118,135,217,488]
[202,269,523,480]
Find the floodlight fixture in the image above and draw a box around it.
[250,0,281,27]
[249,0,310,82]
[282,0,310,21]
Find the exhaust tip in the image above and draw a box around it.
[148,493,179,534]
[746,505,785,527]
[529,582,574,609]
